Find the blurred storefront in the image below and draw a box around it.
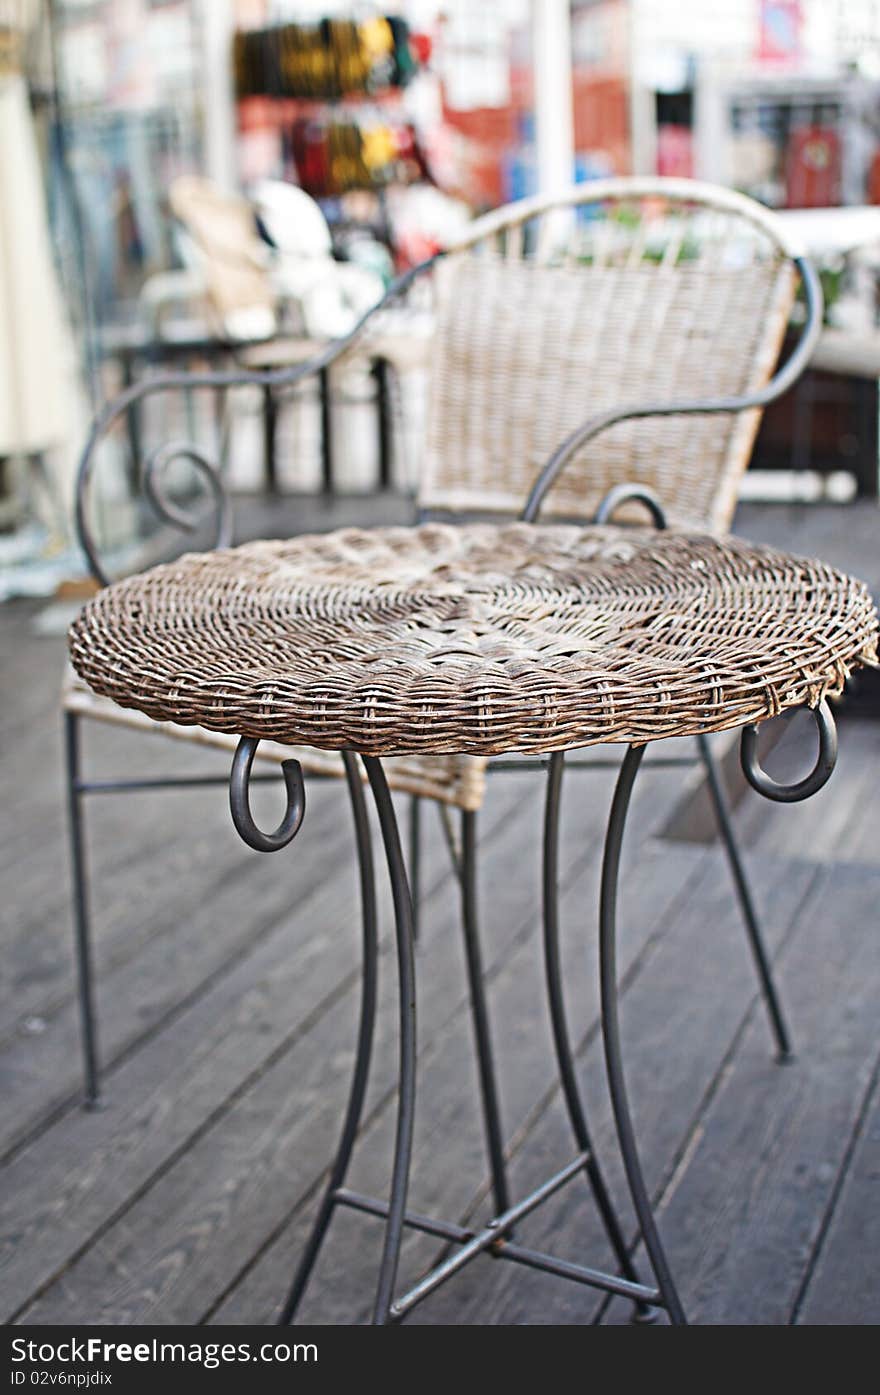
[2,0,880,591]
[38,1,880,339]
[51,0,204,323]
[630,0,880,201]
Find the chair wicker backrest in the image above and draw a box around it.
[418,178,799,533]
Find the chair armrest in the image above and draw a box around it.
[521,254,823,522]
[76,255,442,584]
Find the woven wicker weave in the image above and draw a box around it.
[68,523,878,759]
[420,181,797,532]
[61,667,485,808]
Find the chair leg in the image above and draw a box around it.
[459,810,511,1220]
[262,385,279,495]
[696,734,792,1061]
[543,752,656,1321]
[600,745,687,1325]
[64,711,102,1109]
[373,357,392,491]
[280,751,379,1325]
[408,795,421,940]
[319,367,334,496]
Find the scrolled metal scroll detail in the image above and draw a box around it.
[143,442,232,550]
[230,737,306,851]
[592,484,668,531]
[740,698,838,804]
[74,252,441,588]
[77,435,231,587]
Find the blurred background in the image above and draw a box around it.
[3,3,880,1330]
[3,0,880,591]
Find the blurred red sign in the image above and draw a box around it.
[757,0,803,65]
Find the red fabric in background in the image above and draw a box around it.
[785,125,842,207]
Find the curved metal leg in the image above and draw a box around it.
[543,753,655,1320]
[279,752,378,1325]
[697,734,792,1060]
[460,810,511,1220]
[600,745,687,1325]
[363,755,417,1325]
[408,795,421,940]
[64,711,102,1109]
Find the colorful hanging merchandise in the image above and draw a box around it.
[288,111,427,198]
[234,15,419,102]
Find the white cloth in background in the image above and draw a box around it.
[251,180,386,339]
[0,0,84,542]
[0,70,76,458]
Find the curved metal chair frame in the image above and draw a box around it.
[66,178,826,1323]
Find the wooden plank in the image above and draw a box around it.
[0,779,353,1153]
[407,848,819,1325]
[795,1063,880,1324]
[297,842,714,1327]
[734,501,880,597]
[15,762,686,1324]
[602,860,880,1325]
[390,723,877,1323]
[0,718,243,971]
[0,723,518,1158]
[0,857,369,1320]
[1,776,531,1321]
[735,712,880,863]
[210,708,873,1325]
[404,718,879,1324]
[820,726,880,869]
[3,500,878,1327]
[207,824,708,1323]
[0,607,68,738]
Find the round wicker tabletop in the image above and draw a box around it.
[68,523,878,758]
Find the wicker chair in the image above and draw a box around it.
[64,177,821,1117]
[422,185,799,530]
[405,175,820,1036]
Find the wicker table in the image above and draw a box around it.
[68,520,878,1326]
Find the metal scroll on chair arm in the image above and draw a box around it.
[592,483,668,531]
[74,253,442,585]
[143,442,232,548]
[521,255,822,523]
[79,441,234,588]
[229,737,306,852]
[740,698,838,804]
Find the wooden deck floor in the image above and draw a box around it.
[1,497,878,1326]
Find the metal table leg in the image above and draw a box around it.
[361,755,418,1323]
[227,739,660,1324]
[598,745,688,1325]
[64,711,102,1110]
[223,704,838,1325]
[543,752,657,1321]
[460,809,511,1221]
[280,752,379,1324]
